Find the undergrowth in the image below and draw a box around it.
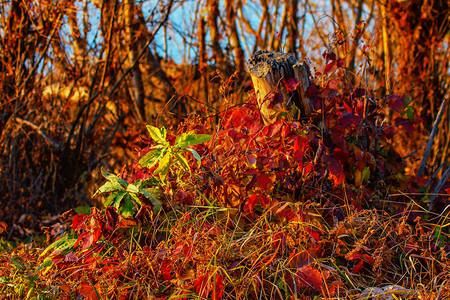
[0,51,449,299]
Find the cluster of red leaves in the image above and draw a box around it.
[1,52,449,299]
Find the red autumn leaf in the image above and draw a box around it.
[324,61,337,75]
[72,214,88,230]
[388,94,406,112]
[343,99,352,112]
[259,194,270,206]
[284,77,299,92]
[161,259,173,281]
[352,87,367,98]
[117,218,137,228]
[293,147,305,162]
[81,232,95,250]
[340,113,361,128]
[213,274,224,300]
[183,243,194,261]
[51,254,65,264]
[59,284,71,294]
[263,120,283,137]
[105,206,118,232]
[293,136,308,162]
[445,188,450,195]
[246,154,257,166]
[395,117,415,132]
[64,252,78,262]
[79,282,101,300]
[282,124,291,138]
[288,250,314,269]
[333,148,349,164]
[58,209,77,222]
[353,260,364,273]
[244,194,269,212]
[363,254,375,264]
[296,265,324,291]
[307,228,321,241]
[194,274,209,298]
[306,83,320,98]
[262,92,283,109]
[322,51,337,61]
[327,79,339,89]
[276,207,296,222]
[324,155,345,186]
[303,163,314,176]
[257,173,272,190]
[347,252,362,261]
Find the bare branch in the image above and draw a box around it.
[15,118,62,151]
[418,100,446,177]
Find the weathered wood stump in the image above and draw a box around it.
[248,50,313,124]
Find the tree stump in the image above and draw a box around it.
[247,50,313,124]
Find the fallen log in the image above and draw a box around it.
[247,50,313,124]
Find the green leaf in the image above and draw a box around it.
[112,192,127,210]
[141,188,162,212]
[174,133,212,148]
[0,277,10,283]
[104,193,116,207]
[126,183,139,194]
[154,151,172,180]
[101,169,129,187]
[74,206,91,215]
[139,148,165,169]
[146,125,168,145]
[39,235,77,257]
[0,255,24,269]
[129,192,143,206]
[159,127,167,140]
[406,106,414,120]
[361,167,370,184]
[174,152,191,173]
[37,259,52,272]
[139,189,155,200]
[184,148,201,161]
[121,198,136,218]
[94,180,126,197]
[184,148,202,168]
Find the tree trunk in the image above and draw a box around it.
[207,0,224,65]
[124,0,146,123]
[248,50,313,125]
[224,0,245,73]
[285,0,299,55]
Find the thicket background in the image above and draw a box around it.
[0,0,449,238]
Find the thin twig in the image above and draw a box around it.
[15,118,62,151]
[418,100,446,177]
[107,0,174,98]
[429,165,450,210]
[19,13,63,92]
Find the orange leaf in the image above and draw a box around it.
[59,284,71,294]
[0,221,7,234]
[324,61,337,75]
[353,260,364,273]
[296,265,324,291]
